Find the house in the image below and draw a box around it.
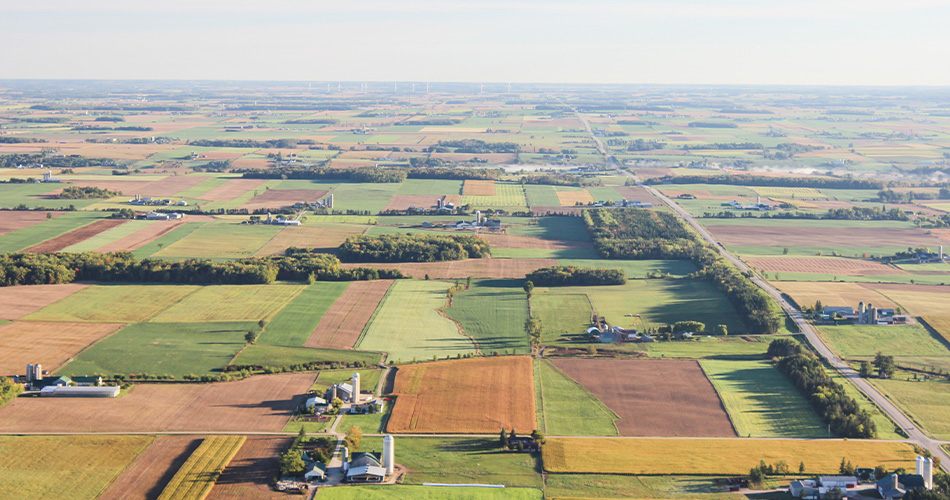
[304,462,327,482]
[507,436,540,452]
[789,480,819,499]
[482,219,502,229]
[678,193,697,200]
[345,452,386,483]
[876,473,928,500]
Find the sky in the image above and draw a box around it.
[2,0,950,85]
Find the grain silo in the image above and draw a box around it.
[383,435,394,475]
[26,364,34,383]
[351,372,360,403]
[33,364,42,381]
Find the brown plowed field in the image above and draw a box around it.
[206,436,293,500]
[387,356,535,434]
[860,282,950,294]
[616,186,662,205]
[241,189,330,210]
[340,258,556,279]
[253,223,367,256]
[551,359,736,437]
[556,190,594,206]
[95,219,187,252]
[462,180,495,196]
[0,372,314,432]
[479,233,592,250]
[23,219,129,253]
[198,179,267,202]
[140,175,212,197]
[306,280,393,349]
[708,225,944,248]
[98,435,203,500]
[0,321,123,375]
[0,283,88,320]
[384,194,461,211]
[745,256,907,276]
[0,211,66,236]
[778,282,896,311]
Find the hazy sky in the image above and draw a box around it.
[2,0,950,85]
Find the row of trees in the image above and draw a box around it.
[878,188,950,203]
[647,174,886,190]
[240,165,502,182]
[337,234,490,263]
[0,153,115,169]
[433,139,520,153]
[56,186,119,199]
[0,377,23,408]
[188,138,311,149]
[525,266,626,286]
[768,339,877,438]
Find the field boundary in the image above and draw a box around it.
[437,293,482,355]
[353,281,396,349]
[156,435,246,500]
[914,316,950,351]
[696,360,741,436]
[54,321,128,374]
[543,359,621,423]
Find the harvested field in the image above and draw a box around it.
[98,436,202,500]
[746,256,907,276]
[206,436,293,500]
[387,356,536,434]
[0,283,88,320]
[95,219,187,252]
[860,282,950,294]
[156,436,245,500]
[615,186,662,205]
[253,223,368,256]
[462,180,496,196]
[550,359,736,437]
[709,225,943,248]
[0,321,123,375]
[0,211,65,236]
[241,188,330,210]
[306,280,393,349]
[868,286,950,316]
[43,179,150,196]
[778,281,896,311]
[556,190,594,206]
[478,233,592,250]
[340,258,557,279]
[23,219,128,253]
[197,179,267,202]
[0,372,314,433]
[384,194,461,211]
[136,175,211,197]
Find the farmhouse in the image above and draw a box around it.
[305,396,328,412]
[818,302,908,325]
[303,461,327,482]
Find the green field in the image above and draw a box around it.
[492,247,600,259]
[157,435,245,500]
[339,400,392,433]
[357,280,477,362]
[871,377,950,440]
[149,284,303,322]
[524,184,561,206]
[533,293,592,344]
[312,368,385,394]
[315,486,542,500]
[536,359,618,436]
[25,284,199,322]
[817,323,950,373]
[330,182,402,213]
[700,359,829,438]
[0,183,103,210]
[258,281,349,346]
[152,221,281,259]
[444,280,530,354]
[130,221,208,259]
[59,321,253,377]
[397,179,463,195]
[0,211,109,253]
[462,182,529,210]
[229,344,381,368]
[381,437,543,488]
[507,216,590,242]
[0,435,152,500]
[544,474,741,500]
[640,335,776,359]
[60,219,152,252]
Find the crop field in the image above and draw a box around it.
[61,219,153,252]
[556,189,594,206]
[0,372,314,432]
[241,188,330,210]
[536,359,618,436]
[0,210,65,236]
[229,344,381,368]
[99,436,203,500]
[26,284,199,323]
[507,216,590,242]
[524,185,561,206]
[0,321,122,375]
[196,178,267,202]
[23,218,129,253]
[700,360,828,438]
[921,315,950,344]
[818,323,950,373]
[61,321,253,377]
[543,437,917,475]
[341,258,558,280]
[387,356,536,434]
[778,281,896,311]
[554,259,697,278]
[385,194,462,211]
[444,280,530,354]
[0,435,153,500]
[156,435,246,500]
[708,224,944,250]
[152,222,282,259]
[479,233,593,252]
[0,283,88,320]
[533,293,592,343]
[316,486,542,500]
[871,286,950,316]
[397,179,464,195]
[550,359,735,437]
[307,280,393,350]
[258,281,349,346]
[462,182,529,210]
[462,179,496,196]
[206,436,293,500]
[150,284,303,323]
[872,378,950,440]
[544,474,741,500]
[751,186,829,199]
[385,437,543,487]
[748,256,906,276]
[357,280,476,362]
[96,218,188,252]
[131,221,209,258]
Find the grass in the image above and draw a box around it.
[543,474,745,500]
[386,437,543,488]
[640,335,776,359]
[0,211,108,253]
[397,179,463,195]
[149,284,304,322]
[152,221,282,259]
[330,182,402,213]
[543,437,917,475]
[524,184,561,206]
[492,247,600,259]
[816,323,950,373]
[229,344,381,368]
[507,216,590,242]
[462,182,529,210]
[870,376,950,440]
[533,293,592,344]
[699,359,829,438]
[131,221,208,259]
[25,283,199,322]
[921,316,950,344]
[822,365,903,440]
[312,368,385,394]
[60,219,152,252]
[357,280,477,362]
[339,401,392,433]
[536,359,619,436]
[258,281,349,346]
[315,485,542,500]
[555,259,697,278]
[59,321,253,377]
[156,435,246,500]
[0,435,152,500]
[444,279,530,354]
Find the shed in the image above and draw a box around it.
[304,462,327,481]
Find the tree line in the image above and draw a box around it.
[0,153,116,169]
[432,139,521,154]
[56,186,119,199]
[647,174,886,190]
[702,206,909,222]
[526,265,626,286]
[337,234,490,263]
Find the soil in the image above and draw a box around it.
[98,435,203,500]
[306,280,393,350]
[23,219,129,253]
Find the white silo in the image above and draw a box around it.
[327,193,334,209]
[476,210,481,225]
[33,364,42,381]
[351,372,360,403]
[341,446,349,472]
[923,457,933,489]
[383,435,394,475]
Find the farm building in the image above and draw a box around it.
[343,434,395,483]
[874,457,933,500]
[145,211,183,220]
[325,372,363,403]
[40,385,120,397]
[819,476,858,489]
[818,303,908,325]
[789,479,819,499]
[304,461,327,481]
[41,170,61,183]
[305,396,328,412]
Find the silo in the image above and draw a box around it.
[383,435,395,475]
[327,193,334,209]
[351,372,361,403]
[26,364,33,383]
[341,446,349,472]
[917,455,925,475]
[33,364,42,381]
[923,457,933,489]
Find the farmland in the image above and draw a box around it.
[382,437,543,487]
[259,281,349,347]
[151,221,281,260]
[387,356,536,434]
[0,321,123,375]
[315,486,543,500]
[778,281,896,311]
[156,436,246,500]
[0,283,88,320]
[817,323,950,373]
[99,436,203,500]
[535,359,619,436]
[871,378,950,440]
[444,279,530,354]
[25,284,199,322]
[206,436,293,500]
[307,280,393,349]
[341,258,557,280]
[149,284,303,322]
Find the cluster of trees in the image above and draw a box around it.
[240,166,406,183]
[878,188,950,203]
[685,142,763,150]
[188,138,310,149]
[0,137,45,144]
[0,377,23,408]
[337,234,490,263]
[519,174,599,187]
[56,186,119,199]
[280,430,335,476]
[525,266,626,286]
[688,121,739,128]
[71,125,153,132]
[0,153,115,169]
[768,339,877,438]
[648,174,886,190]
[433,139,520,153]
[749,460,794,485]
[692,248,781,334]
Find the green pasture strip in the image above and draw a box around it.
[0,211,108,253]
[25,284,200,323]
[555,258,697,278]
[444,279,531,354]
[175,177,229,199]
[538,359,619,436]
[315,485,542,500]
[493,247,600,259]
[149,284,304,323]
[229,344,381,368]
[61,219,151,252]
[258,281,350,347]
[397,179,463,195]
[131,221,208,259]
[524,184,561,207]
[152,221,281,260]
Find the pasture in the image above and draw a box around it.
[0,211,108,253]
[131,220,208,258]
[156,436,246,500]
[871,378,950,440]
[25,284,199,323]
[99,436,203,500]
[817,324,950,373]
[748,257,906,277]
[550,359,735,437]
[259,281,349,347]
[532,293,593,344]
[342,258,557,280]
[357,280,476,362]
[387,437,543,488]
[461,182,529,210]
[315,486,542,500]
[444,279,530,354]
[536,359,618,436]
[700,359,828,438]
[61,219,152,252]
[0,321,122,376]
[0,435,152,500]
[253,223,368,256]
[306,280,393,350]
[387,356,536,434]
[152,221,282,259]
[229,344,381,368]
[543,437,918,475]
[24,218,129,253]
[149,284,303,323]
